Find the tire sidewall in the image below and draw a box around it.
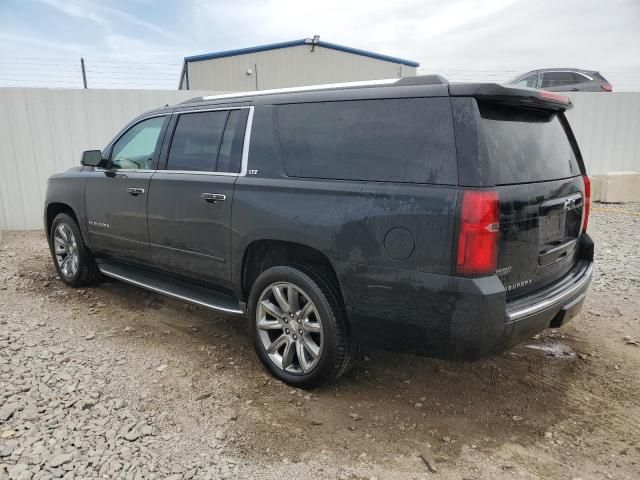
[49,213,89,287]
[248,266,343,388]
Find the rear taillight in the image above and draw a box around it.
[582,175,591,232]
[539,90,571,104]
[601,83,612,92]
[456,190,499,276]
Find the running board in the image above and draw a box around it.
[97,262,244,316]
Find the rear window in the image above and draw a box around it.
[479,103,580,185]
[277,98,457,185]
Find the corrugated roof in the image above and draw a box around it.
[183,38,420,67]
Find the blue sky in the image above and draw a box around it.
[1,0,639,90]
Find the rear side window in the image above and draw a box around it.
[277,98,457,185]
[541,72,581,88]
[479,103,580,185]
[167,111,227,171]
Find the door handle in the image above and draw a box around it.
[201,193,226,203]
[126,187,145,196]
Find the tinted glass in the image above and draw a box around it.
[111,116,165,170]
[167,111,227,171]
[278,98,457,184]
[479,103,580,185]
[217,109,248,173]
[541,72,576,87]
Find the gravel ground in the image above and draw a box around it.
[1,203,639,480]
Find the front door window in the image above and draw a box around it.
[111,116,165,170]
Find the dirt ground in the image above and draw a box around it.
[1,204,639,479]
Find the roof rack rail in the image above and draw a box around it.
[180,96,204,104]
[394,75,448,86]
[180,75,448,105]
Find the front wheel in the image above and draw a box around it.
[49,213,100,287]
[248,265,354,389]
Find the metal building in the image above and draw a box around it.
[178,38,419,91]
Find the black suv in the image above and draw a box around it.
[45,76,594,388]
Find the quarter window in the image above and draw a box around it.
[217,109,248,173]
[277,98,457,185]
[110,116,165,170]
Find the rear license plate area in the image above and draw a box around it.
[539,212,566,245]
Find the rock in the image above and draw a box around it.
[420,445,438,473]
[0,404,17,422]
[544,431,553,439]
[85,332,95,340]
[512,415,524,421]
[48,453,73,467]
[156,364,168,372]
[442,436,451,443]
[414,403,423,408]
[195,393,212,401]
[124,326,134,333]
[124,430,140,442]
[310,419,323,426]
[0,443,14,457]
[349,413,362,421]
[215,430,226,440]
[578,353,587,360]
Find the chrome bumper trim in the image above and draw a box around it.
[506,262,593,322]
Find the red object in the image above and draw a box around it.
[538,90,570,104]
[601,83,613,92]
[582,175,591,232]
[456,190,500,276]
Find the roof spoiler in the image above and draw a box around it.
[449,83,573,111]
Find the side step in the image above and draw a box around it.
[97,261,244,316]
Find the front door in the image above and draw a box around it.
[148,107,249,288]
[85,115,168,264]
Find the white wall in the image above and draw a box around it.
[0,88,220,230]
[0,88,638,230]
[565,92,640,175]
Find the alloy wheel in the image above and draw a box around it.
[256,282,324,374]
[53,223,79,278]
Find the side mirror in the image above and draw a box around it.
[81,150,103,167]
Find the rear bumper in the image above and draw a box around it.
[335,258,593,360]
[506,261,592,323]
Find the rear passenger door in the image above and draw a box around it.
[147,107,250,288]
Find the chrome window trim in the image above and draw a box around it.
[94,168,156,173]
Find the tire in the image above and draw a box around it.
[248,265,354,389]
[49,213,100,287]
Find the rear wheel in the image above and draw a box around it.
[49,213,100,287]
[248,265,353,389]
